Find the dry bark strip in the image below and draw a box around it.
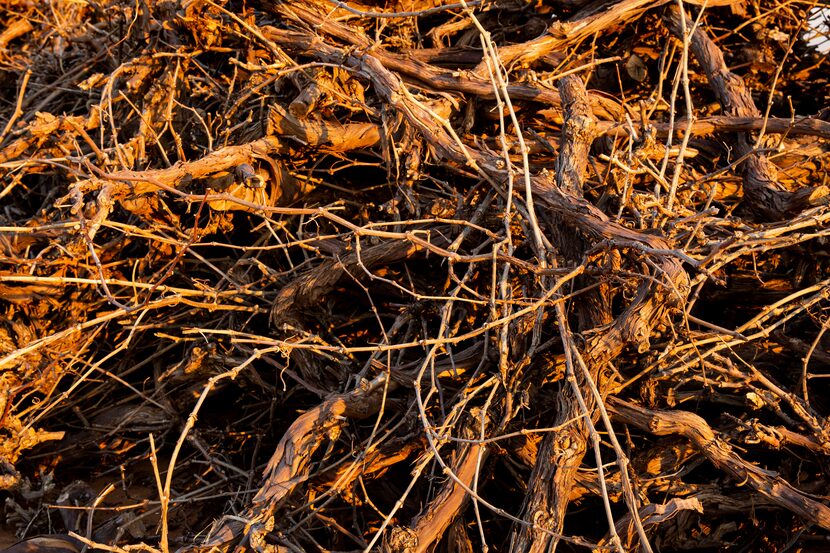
[0,536,82,553]
[75,136,282,197]
[608,397,830,531]
[267,104,381,151]
[599,498,703,551]
[663,5,829,220]
[386,444,485,553]
[314,436,426,500]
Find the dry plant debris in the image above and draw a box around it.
[1,0,830,551]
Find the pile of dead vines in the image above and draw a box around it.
[2,0,830,550]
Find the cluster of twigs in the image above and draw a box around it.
[2,0,830,550]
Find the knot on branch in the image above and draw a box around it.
[387,526,419,553]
